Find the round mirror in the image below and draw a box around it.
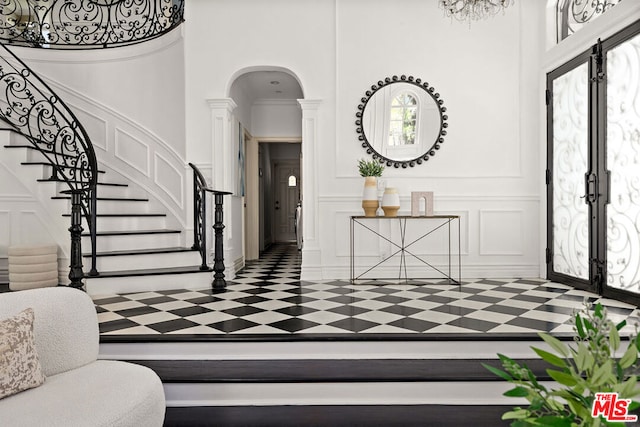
[356,75,448,168]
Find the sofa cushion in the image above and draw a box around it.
[0,308,46,400]
[0,360,165,426]
[0,288,99,377]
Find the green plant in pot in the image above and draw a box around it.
[358,159,384,217]
[484,301,640,426]
[358,158,385,178]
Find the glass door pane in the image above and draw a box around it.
[551,62,590,281]
[606,32,640,294]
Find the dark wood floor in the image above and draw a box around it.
[164,405,512,427]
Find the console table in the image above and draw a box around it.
[350,215,461,285]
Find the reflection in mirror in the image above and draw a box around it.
[389,92,417,146]
[356,75,448,168]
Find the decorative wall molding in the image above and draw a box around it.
[319,194,541,203]
[479,209,525,256]
[40,75,185,166]
[154,152,184,209]
[115,127,151,177]
[253,99,301,107]
[26,72,189,228]
[333,209,470,258]
[207,98,238,193]
[69,104,109,151]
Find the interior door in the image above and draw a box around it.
[547,21,640,305]
[274,161,300,242]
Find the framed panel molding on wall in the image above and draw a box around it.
[154,153,184,209]
[115,128,151,177]
[479,209,525,256]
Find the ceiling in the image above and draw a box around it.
[232,70,303,104]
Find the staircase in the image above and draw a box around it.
[3,139,213,295]
[98,337,550,426]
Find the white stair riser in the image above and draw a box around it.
[161,381,529,407]
[93,200,153,214]
[93,184,146,199]
[83,233,182,252]
[85,271,212,295]
[87,251,202,272]
[91,216,167,232]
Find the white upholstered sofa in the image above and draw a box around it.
[0,287,166,426]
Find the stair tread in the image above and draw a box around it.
[63,213,166,217]
[87,265,211,278]
[37,178,127,187]
[82,229,181,236]
[83,247,197,257]
[4,145,78,160]
[51,196,150,202]
[21,162,106,173]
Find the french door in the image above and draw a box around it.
[547,21,640,305]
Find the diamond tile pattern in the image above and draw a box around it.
[93,244,640,337]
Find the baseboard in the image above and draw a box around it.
[164,405,511,427]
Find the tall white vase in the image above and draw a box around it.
[381,187,400,217]
[362,176,378,217]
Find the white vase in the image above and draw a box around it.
[362,176,379,217]
[381,187,400,217]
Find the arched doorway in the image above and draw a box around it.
[227,68,304,262]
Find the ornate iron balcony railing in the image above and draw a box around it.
[0,43,98,286]
[0,0,184,49]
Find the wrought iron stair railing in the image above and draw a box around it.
[189,163,231,292]
[0,0,184,49]
[0,43,97,287]
[0,0,185,288]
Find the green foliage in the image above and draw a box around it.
[483,302,640,426]
[357,158,385,177]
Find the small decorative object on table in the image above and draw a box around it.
[358,158,384,217]
[381,187,400,217]
[411,191,434,216]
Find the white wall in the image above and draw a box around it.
[11,1,624,282]
[184,0,547,279]
[251,100,302,137]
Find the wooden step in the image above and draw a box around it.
[82,229,183,252]
[21,161,106,174]
[84,247,201,272]
[85,267,213,295]
[88,265,211,279]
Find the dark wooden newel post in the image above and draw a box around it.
[212,190,231,292]
[68,190,85,289]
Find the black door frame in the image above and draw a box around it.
[547,20,640,306]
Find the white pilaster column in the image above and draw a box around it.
[298,99,323,280]
[207,98,237,279]
[206,98,237,193]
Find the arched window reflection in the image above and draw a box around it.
[388,93,417,146]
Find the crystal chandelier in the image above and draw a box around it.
[439,0,514,23]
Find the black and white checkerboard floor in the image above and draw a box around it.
[93,244,640,338]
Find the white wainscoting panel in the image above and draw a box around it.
[479,209,525,256]
[115,128,150,177]
[0,211,10,253]
[155,153,184,209]
[315,195,539,280]
[71,104,108,151]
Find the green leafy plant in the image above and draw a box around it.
[484,301,640,427]
[358,158,384,177]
